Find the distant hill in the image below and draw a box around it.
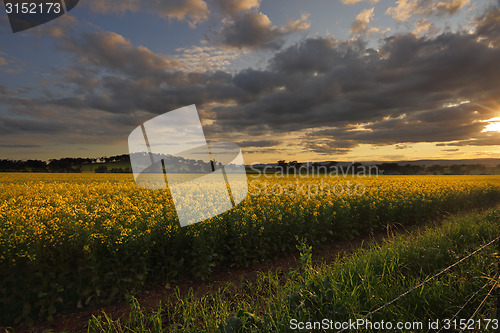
[247,159,500,175]
[252,158,500,167]
[356,158,500,166]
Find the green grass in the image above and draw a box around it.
[88,207,500,332]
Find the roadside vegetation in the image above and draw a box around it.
[89,207,500,332]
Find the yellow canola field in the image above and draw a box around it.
[1,173,500,323]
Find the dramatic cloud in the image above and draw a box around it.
[350,8,375,34]
[475,7,500,46]
[87,0,210,27]
[2,5,499,155]
[303,139,358,155]
[237,140,281,147]
[436,132,500,146]
[28,14,79,39]
[413,18,435,35]
[204,7,500,150]
[0,52,21,73]
[58,66,101,92]
[59,31,183,76]
[269,37,339,73]
[215,0,261,16]
[209,0,309,49]
[174,45,241,72]
[305,106,488,149]
[211,12,310,49]
[386,0,470,21]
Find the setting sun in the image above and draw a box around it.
[482,117,500,132]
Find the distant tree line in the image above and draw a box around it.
[129,152,219,174]
[377,163,494,175]
[1,156,499,174]
[0,153,219,173]
[0,154,132,173]
[250,160,500,175]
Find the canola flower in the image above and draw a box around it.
[0,173,499,324]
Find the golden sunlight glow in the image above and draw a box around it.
[482,117,500,132]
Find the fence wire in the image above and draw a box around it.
[337,235,500,333]
[436,275,497,333]
[458,276,499,333]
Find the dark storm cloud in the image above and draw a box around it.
[209,11,309,50]
[48,69,248,117]
[46,30,251,114]
[233,69,284,96]
[207,0,309,50]
[270,37,341,74]
[90,72,244,114]
[206,15,500,144]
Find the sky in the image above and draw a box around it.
[0,0,499,163]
